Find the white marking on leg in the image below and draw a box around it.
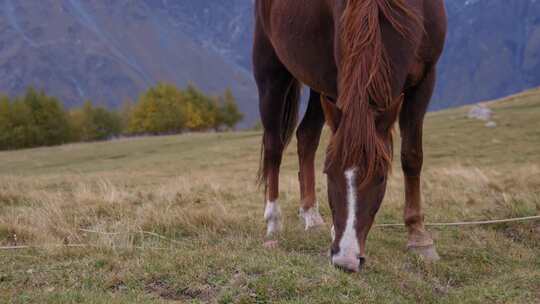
[331,225,335,241]
[264,200,282,237]
[299,202,325,230]
[331,168,360,271]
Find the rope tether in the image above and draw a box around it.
[376,215,540,228]
[1,215,538,250]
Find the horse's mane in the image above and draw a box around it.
[329,0,423,186]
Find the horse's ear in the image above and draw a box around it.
[377,94,404,132]
[320,96,342,133]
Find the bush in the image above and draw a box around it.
[126,83,243,134]
[127,83,186,135]
[217,88,243,130]
[0,84,244,150]
[69,101,122,142]
[0,88,71,150]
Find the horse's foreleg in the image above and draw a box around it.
[400,67,439,261]
[254,22,301,247]
[296,90,325,230]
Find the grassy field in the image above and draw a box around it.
[1,88,539,303]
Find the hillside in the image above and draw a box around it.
[0,0,257,125]
[434,0,540,109]
[0,89,539,302]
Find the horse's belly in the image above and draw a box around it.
[268,1,338,97]
[273,43,338,97]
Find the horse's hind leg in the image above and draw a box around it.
[254,22,301,246]
[297,90,325,230]
[400,67,440,261]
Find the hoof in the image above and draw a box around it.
[265,218,282,237]
[299,206,325,230]
[408,245,440,262]
[263,240,279,249]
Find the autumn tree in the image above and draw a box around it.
[218,88,243,130]
[126,83,244,134]
[0,88,71,150]
[70,101,122,141]
[182,84,218,131]
[127,83,185,135]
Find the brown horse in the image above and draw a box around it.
[254,0,447,272]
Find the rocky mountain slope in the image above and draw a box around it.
[434,0,540,109]
[0,0,539,125]
[0,0,258,125]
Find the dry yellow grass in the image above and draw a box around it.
[0,89,539,303]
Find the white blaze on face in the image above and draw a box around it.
[332,168,360,267]
[264,200,282,237]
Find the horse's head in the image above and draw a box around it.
[321,96,401,272]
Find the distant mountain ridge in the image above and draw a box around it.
[0,0,539,126]
[0,0,258,125]
[434,0,540,109]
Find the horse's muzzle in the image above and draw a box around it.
[332,254,366,273]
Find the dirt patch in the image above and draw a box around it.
[501,225,540,247]
[107,277,128,292]
[145,279,215,302]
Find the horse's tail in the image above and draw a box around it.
[257,79,301,186]
[330,0,422,187]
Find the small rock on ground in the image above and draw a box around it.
[485,121,497,128]
[468,104,492,121]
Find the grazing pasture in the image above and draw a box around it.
[1,89,539,303]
